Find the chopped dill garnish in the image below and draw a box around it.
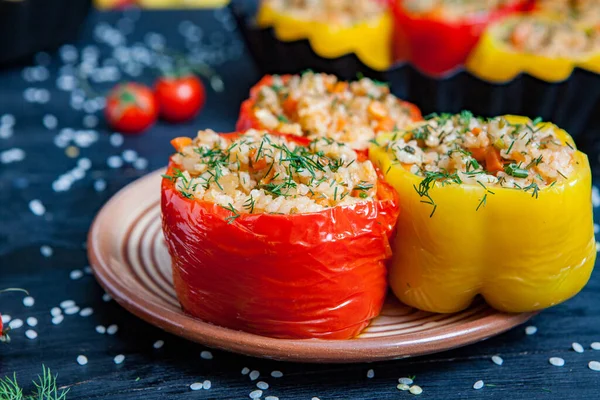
[504,163,529,178]
[476,193,488,211]
[523,182,540,198]
[243,195,255,213]
[353,181,374,192]
[221,203,240,224]
[414,171,462,217]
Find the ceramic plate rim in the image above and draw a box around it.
[88,168,536,363]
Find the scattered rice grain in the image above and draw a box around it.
[549,357,565,367]
[367,369,374,378]
[25,329,38,340]
[589,361,600,371]
[271,370,283,378]
[241,367,250,375]
[133,157,148,170]
[257,381,269,390]
[591,342,600,350]
[40,245,53,257]
[94,179,107,192]
[107,155,123,168]
[397,384,410,391]
[26,317,38,327]
[398,377,413,385]
[80,307,94,317]
[52,315,64,325]
[51,307,62,317]
[153,340,164,349]
[70,269,83,280]
[9,319,23,329]
[203,380,211,389]
[102,293,112,302]
[249,370,260,381]
[60,300,75,309]
[96,325,106,334]
[107,324,118,335]
[64,306,80,315]
[572,342,584,353]
[492,355,503,366]
[122,149,137,163]
[249,390,263,399]
[409,385,423,395]
[525,326,537,335]
[28,200,45,216]
[77,355,88,365]
[114,354,125,364]
[200,350,213,359]
[110,133,124,147]
[190,382,203,391]
[473,380,484,390]
[23,296,35,307]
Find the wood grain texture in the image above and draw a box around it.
[0,9,599,400]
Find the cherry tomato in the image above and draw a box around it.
[154,75,206,123]
[105,83,158,134]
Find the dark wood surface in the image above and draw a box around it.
[1,9,599,400]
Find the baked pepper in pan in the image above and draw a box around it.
[162,130,400,339]
[369,114,595,313]
[256,1,392,71]
[236,73,422,151]
[466,14,600,82]
[389,0,532,76]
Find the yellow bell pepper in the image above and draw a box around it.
[369,115,596,313]
[96,0,229,8]
[256,3,392,71]
[466,15,600,82]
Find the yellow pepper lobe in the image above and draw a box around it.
[466,15,600,82]
[256,3,392,71]
[370,116,596,313]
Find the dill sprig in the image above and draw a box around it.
[353,181,374,192]
[0,366,69,400]
[243,195,255,213]
[414,171,462,217]
[220,203,240,224]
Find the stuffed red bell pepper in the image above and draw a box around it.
[236,72,422,151]
[390,0,533,76]
[161,129,400,339]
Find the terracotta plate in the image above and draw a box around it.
[88,169,536,363]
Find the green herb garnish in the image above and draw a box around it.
[504,163,529,178]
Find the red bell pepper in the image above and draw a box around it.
[236,74,423,136]
[161,133,400,340]
[390,0,533,76]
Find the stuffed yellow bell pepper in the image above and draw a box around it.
[256,0,392,71]
[466,14,600,82]
[370,113,596,313]
[534,0,600,30]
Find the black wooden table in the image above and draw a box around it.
[1,8,599,400]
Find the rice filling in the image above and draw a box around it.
[376,112,576,190]
[252,72,419,150]
[167,129,379,216]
